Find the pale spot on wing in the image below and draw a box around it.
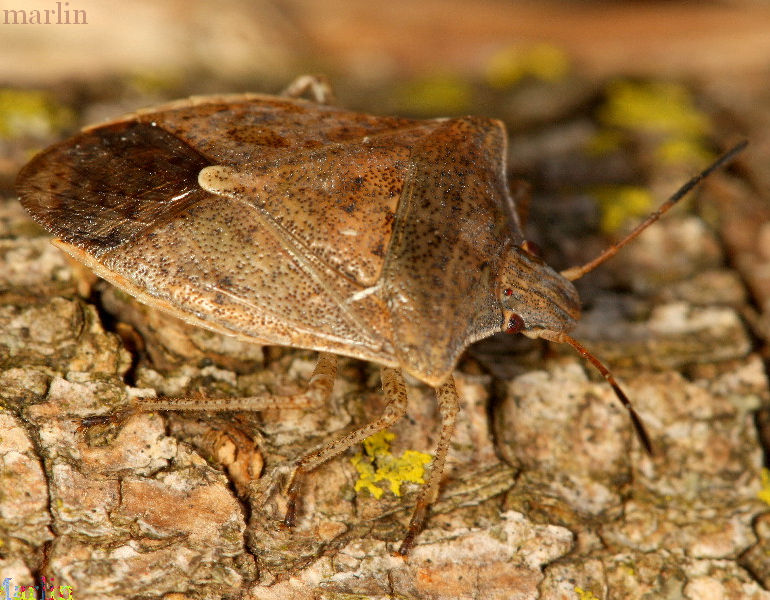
[349,284,382,303]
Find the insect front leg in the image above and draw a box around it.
[397,376,459,556]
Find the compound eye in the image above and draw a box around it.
[520,240,542,258]
[505,313,525,334]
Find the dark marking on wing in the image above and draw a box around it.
[16,121,211,257]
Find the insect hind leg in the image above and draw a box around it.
[132,352,337,412]
[281,74,336,105]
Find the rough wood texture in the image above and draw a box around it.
[2,87,769,599]
[2,3,770,596]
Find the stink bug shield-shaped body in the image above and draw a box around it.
[15,83,742,555]
[17,91,579,554]
[16,94,578,383]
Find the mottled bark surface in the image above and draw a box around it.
[2,3,770,599]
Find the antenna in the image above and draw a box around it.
[537,330,653,455]
[561,140,748,282]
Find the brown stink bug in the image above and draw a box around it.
[15,76,746,555]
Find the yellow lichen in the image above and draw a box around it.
[598,80,709,138]
[585,130,625,156]
[759,468,770,506]
[0,89,74,139]
[363,429,395,456]
[591,185,654,233]
[392,73,473,115]
[575,587,601,600]
[592,80,713,168]
[127,70,182,95]
[656,137,713,166]
[620,562,636,577]
[485,43,569,88]
[351,430,432,499]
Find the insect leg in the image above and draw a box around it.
[283,366,409,527]
[281,74,336,105]
[397,375,459,556]
[132,352,338,412]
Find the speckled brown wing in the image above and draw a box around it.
[128,93,419,167]
[15,96,437,367]
[130,95,438,287]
